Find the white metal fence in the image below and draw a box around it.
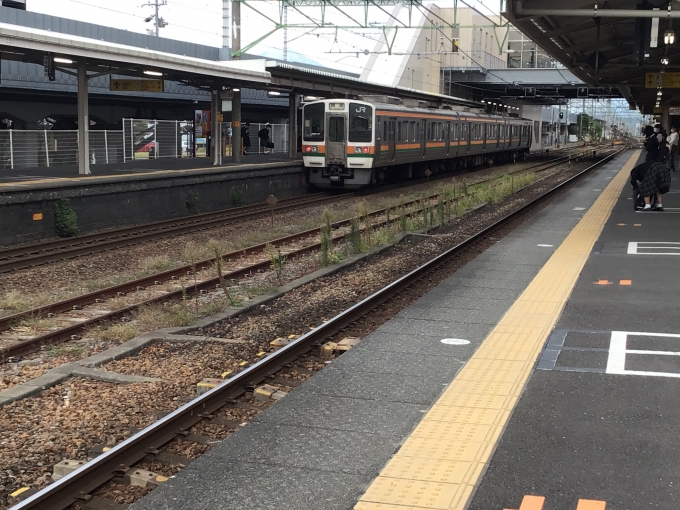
[0,120,290,169]
[0,129,124,170]
[122,118,193,161]
[219,122,289,156]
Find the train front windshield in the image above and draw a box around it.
[349,103,372,142]
[303,103,325,142]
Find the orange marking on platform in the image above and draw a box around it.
[576,500,606,510]
[594,279,612,285]
[634,223,642,226]
[620,280,632,286]
[519,495,545,509]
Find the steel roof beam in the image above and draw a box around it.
[516,2,680,18]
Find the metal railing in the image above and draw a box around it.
[0,120,290,169]
[0,130,124,170]
[122,118,193,161]
[219,122,289,156]
[447,50,507,70]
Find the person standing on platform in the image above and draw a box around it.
[668,127,678,172]
[241,123,251,156]
[645,124,662,163]
[259,123,271,154]
[640,144,671,211]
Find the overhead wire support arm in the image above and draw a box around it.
[227,0,508,57]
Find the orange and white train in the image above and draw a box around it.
[302,98,533,189]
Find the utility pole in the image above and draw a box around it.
[283,5,288,61]
[231,0,242,163]
[142,0,168,37]
[223,0,230,51]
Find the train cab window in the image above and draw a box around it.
[303,102,324,142]
[328,116,345,143]
[348,102,372,142]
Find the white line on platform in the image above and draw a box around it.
[628,242,680,255]
[606,331,680,378]
[537,244,554,247]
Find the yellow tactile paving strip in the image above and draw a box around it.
[355,150,640,510]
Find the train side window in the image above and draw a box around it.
[397,122,401,142]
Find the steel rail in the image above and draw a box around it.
[0,148,607,358]
[0,193,343,273]
[8,147,628,510]
[0,144,604,274]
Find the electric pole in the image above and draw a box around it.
[283,5,288,61]
[142,0,168,37]
[223,0,230,51]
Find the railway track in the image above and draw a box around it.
[6,147,627,510]
[0,144,606,274]
[0,193,346,273]
[0,146,610,360]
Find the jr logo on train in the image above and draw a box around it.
[302,98,533,189]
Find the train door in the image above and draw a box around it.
[388,119,396,162]
[420,120,426,158]
[446,121,451,156]
[466,122,471,153]
[494,122,500,150]
[482,124,487,153]
[326,114,346,165]
[374,117,381,164]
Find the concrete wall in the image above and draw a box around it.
[0,164,305,246]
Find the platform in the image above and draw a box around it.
[0,154,301,190]
[128,149,676,510]
[0,155,305,246]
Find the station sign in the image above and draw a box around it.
[110,79,164,92]
[645,72,680,88]
[670,107,680,116]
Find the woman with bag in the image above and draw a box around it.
[259,123,273,154]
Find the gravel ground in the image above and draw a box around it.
[0,156,605,508]
[0,379,186,509]
[0,255,318,391]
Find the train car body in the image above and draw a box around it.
[302,98,532,189]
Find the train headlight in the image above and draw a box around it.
[305,146,312,152]
[312,146,318,153]
[362,147,369,153]
[354,147,362,154]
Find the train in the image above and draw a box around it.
[302,98,533,189]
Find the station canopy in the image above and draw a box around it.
[0,21,270,88]
[505,0,680,113]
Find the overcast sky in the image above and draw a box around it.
[26,0,500,77]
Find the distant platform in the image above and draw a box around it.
[0,155,305,246]
[0,154,302,191]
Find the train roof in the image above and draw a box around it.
[302,99,530,123]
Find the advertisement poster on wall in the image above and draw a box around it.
[194,110,210,157]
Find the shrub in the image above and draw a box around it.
[54,198,79,237]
